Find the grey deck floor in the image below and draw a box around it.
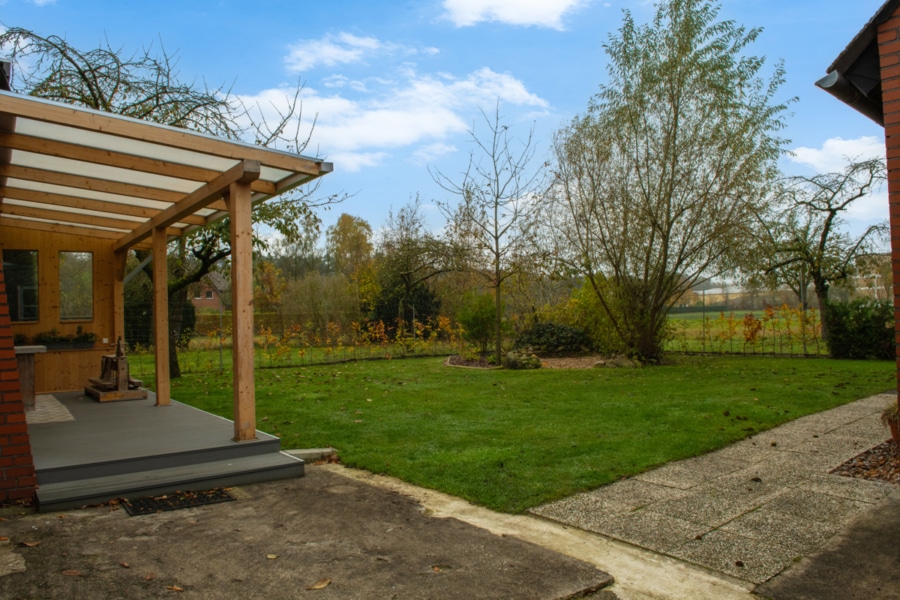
[28,391,278,472]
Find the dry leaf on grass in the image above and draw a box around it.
[144,573,156,581]
[266,554,278,560]
[19,541,40,547]
[61,569,82,577]
[119,561,130,568]
[306,579,332,590]
[166,585,184,592]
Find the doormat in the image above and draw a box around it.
[122,488,236,516]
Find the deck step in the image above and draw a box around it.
[37,436,283,485]
[37,452,304,512]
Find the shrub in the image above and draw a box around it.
[515,322,593,357]
[457,293,497,355]
[823,299,893,360]
[503,351,542,370]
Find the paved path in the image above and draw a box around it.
[530,392,897,585]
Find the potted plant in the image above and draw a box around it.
[72,325,96,349]
[881,402,900,446]
[33,326,96,350]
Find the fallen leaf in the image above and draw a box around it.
[120,561,130,568]
[0,536,8,541]
[20,541,40,547]
[266,554,278,560]
[61,569,82,577]
[144,573,156,581]
[166,585,184,592]
[307,579,331,590]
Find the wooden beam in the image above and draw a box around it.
[0,164,183,203]
[152,227,170,407]
[0,214,127,240]
[0,92,326,177]
[114,160,260,253]
[227,179,257,441]
[0,133,280,195]
[0,186,207,226]
[0,131,219,181]
[1,203,182,236]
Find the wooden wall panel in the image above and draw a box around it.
[0,224,117,393]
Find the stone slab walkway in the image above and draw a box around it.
[530,392,897,585]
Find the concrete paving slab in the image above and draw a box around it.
[762,489,874,525]
[591,508,712,553]
[707,440,783,464]
[797,473,895,504]
[646,490,767,528]
[670,529,797,584]
[634,455,749,490]
[755,490,900,600]
[718,506,839,556]
[582,478,688,510]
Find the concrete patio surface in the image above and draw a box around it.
[0,466,614,600]
[530,392,898,588]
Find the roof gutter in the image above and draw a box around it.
[815,70,884,126]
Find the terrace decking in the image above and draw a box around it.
[28,391,304,512]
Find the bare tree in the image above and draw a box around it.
[432,106,543,365]
[548,0,790,361]
[757,157,887,337]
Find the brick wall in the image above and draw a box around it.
[0,260,37,503]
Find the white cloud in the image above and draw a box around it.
[443,0,588,29]
[238,67,548,172]
[411,142,457,165]
[789,136,885,173]
[285,32,381,72]
[285,33,439,73]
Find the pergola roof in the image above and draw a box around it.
[0,90,332,251]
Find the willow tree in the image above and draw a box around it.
[549,0,790,361]
[0,27,341,375]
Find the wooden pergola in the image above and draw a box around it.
[0,89,332,441]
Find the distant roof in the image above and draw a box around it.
[816,0,900,126]
[0,90,333,251]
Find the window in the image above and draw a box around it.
[59,251,93,321]
[205,290,214,299]
[3,250,39,322]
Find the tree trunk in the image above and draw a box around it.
[814,278,830,343]
[168,286,187,378]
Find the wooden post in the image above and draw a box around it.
[112,249,126,347]
[152,227,170,406]
[226,179,256,441]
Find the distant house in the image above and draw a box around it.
[191,272,231,312]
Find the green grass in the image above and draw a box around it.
[169,355,894,513]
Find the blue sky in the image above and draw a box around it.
[0,0,889,239]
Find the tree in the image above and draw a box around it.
[373,197,450,336]
[548,0,790,361]
[433,106,543,365]
[0,27,342,376]
[326,214,374,318]
[757,158,887,337]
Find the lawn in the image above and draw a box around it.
[169,355,895,513]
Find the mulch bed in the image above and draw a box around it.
[830,441,900,486]
[121,488,236,516]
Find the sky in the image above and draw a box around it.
[0,0,891,242]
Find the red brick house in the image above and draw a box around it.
[191,272,231,312]
[817,0,900,413]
